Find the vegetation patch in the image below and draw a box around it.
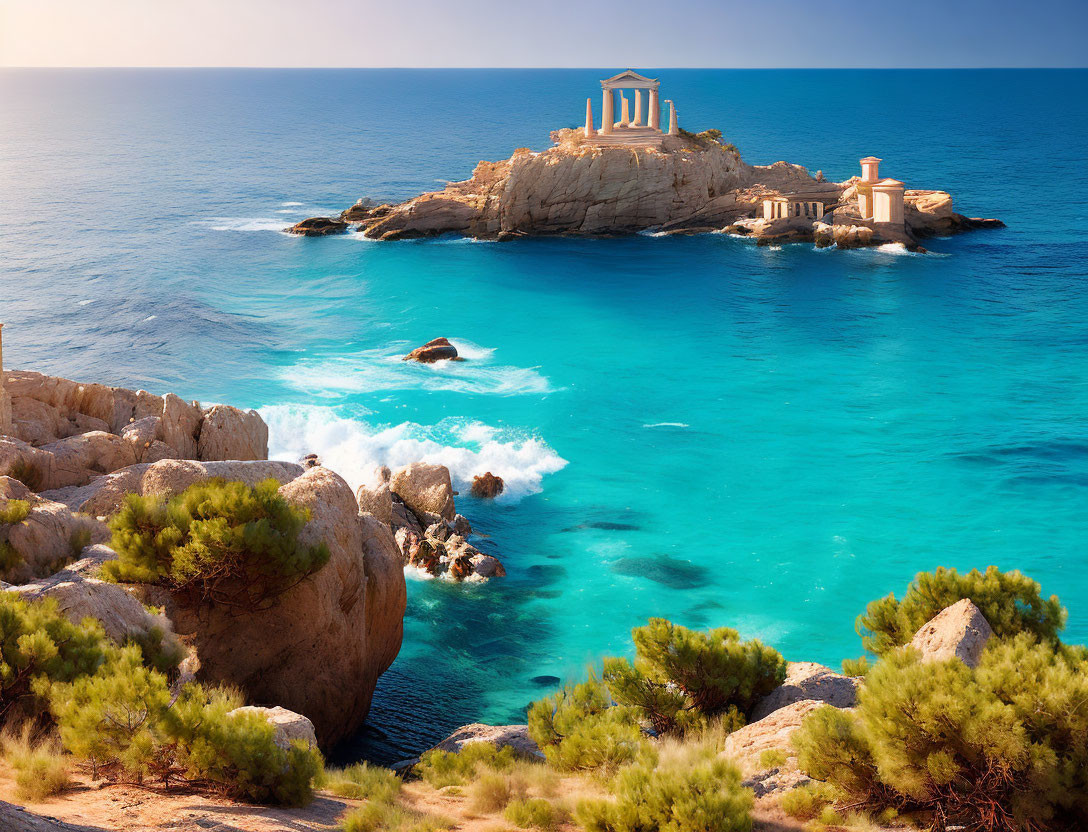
[793,634,1088,831]
[1,723,71,802]
[601,618,785,735]
[856,565,1065,657]
[103,478,330,610]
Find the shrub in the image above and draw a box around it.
[6,460,42,492]
[469,770,528,813]
[1,724,70,801]
[528,677,645,772]
[841,655,871,677]
[0,592,111,724]
[48,647,322,805]
[103,478,330,610]
[505,797,566,830]
[0,500,31,576]
[758,749,787,769]
[794,635,1088,831]
[125,622,186,676]
[0,499,30,526]
[856,566,1065,656]
[416,741,516,788]
[321,761,401,802]
[778,782,835,821]
[602,619,786,735]
[575,749,752,832]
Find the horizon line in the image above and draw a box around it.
[3,65,1087,71]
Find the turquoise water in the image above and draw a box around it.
[2,69,1087,763]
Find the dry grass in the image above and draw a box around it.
[1,725,70,802]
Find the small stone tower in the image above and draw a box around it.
[0,324,11,436]
[872,178,906,226]
[858,156,882,219]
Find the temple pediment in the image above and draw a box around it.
[601,69,659,89]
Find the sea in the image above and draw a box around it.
[2,68,1087,764]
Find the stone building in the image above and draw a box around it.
[583,69,676,147]
[855,156,906,227]
[763,195,826,221]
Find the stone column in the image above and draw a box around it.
[0,323,11,437]
[668,100,679,136]
[633,90,643,127]
[620,94,630,126]
[601,89,613,134]
[584,98,596,138]
[649,89,660,130]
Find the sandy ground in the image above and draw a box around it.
[0,764,814,832]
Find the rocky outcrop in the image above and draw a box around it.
[0,476,107,583]
[395,723,543,769]
[749,662,860,722]
[403,338,460,364]
[1,371,271,491]
[132,466,406,750]
[41,458,305,515]
[284,217,348,236]
[228,706,319,750]
[470,472,504,499]
[391,462,456,521]
[197,405,268,461]
[908,598,994,667]
[354,130,819,240]
[9,550,181,660]
[722,699,826,784]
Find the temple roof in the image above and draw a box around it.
[601,69,659,89]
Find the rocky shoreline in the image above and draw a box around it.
[286,127,1002,251]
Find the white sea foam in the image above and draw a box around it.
[77,299,94,306]
[280,341,552,397]
[643,422,690,428]
[261,404,567,501]
[875,243,912,255]
[202,217,289,233]
[280,201,305,207]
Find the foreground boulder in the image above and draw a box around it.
[9,551,181,660]
[228,705,318,750]
[395,723,543,769]
[403,337,460,363]
[284,216,349,236]
[908,598,994,667]
[0,476,107,582]
[749,662,859,722]
[130,466,406,749]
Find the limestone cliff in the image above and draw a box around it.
[351,129,831,240]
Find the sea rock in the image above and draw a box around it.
[9,396,69,445]
[40,458,305,515]
[749,662,860,722]
[391,462,456,521]
[403,337,460,363]
[0,476,108,583]
[138,466,406,749]
[0,436,53,490]
[121,415,163,461]
[341,200,393,223]
[908,598,994,668]
[161,393,202,459]
[471,471,505,498]
[197,404,268,461]
[285,216,349,236]
[10,553,181,660]
[358,130,821,240]
[228,705,318,750]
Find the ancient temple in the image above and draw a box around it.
[583,69,677,147]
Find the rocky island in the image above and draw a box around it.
[288,69,1002,251]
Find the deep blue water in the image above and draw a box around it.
[2,69,1087,764]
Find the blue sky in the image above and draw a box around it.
[2,0,1086,67]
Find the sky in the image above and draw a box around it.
[2,0,1086,68]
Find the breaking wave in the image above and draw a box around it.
[261,404,567,501]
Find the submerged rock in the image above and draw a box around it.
[403,337,460,363]
[284,216,349,236]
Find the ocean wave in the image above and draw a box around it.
[279,340,552,397]
[201,217,289,233]
[643,422,690,428]
[280,201,305,207]
[261,404,567,501]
